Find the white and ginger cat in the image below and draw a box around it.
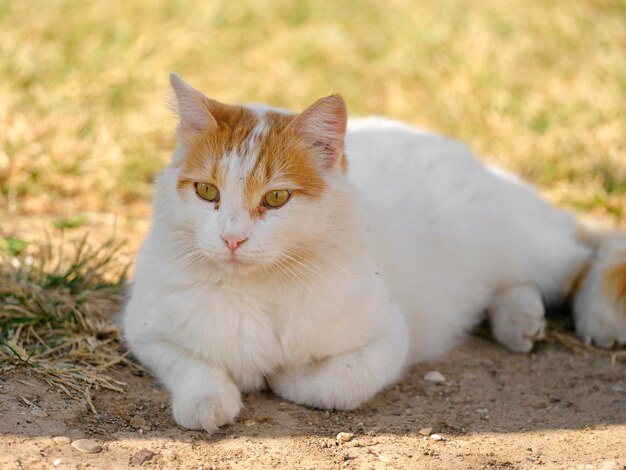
[124,73,626,431]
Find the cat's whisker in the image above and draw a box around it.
[271,260,310,304]
[169,246,202,263]
[273,257,319,304]
[266,261,297,293]
[277,257,328,309]
[285,247,355,280]
[281,252,323,277]
[280,251,345,295]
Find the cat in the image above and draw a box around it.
[123,73,626,432]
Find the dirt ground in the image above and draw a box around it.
[1,336,624,470]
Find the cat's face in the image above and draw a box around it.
[166,74,350,275]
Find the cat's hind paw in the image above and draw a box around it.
[574,236,626,349]
[488,284,546,353]
[172,380,242,432]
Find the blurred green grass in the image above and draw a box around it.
[0,0,625,225]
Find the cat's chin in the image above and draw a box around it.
[218,257,263,275]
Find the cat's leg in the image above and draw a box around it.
[267,325,408,411]
[488,284,546,353]
[574,235,626,348]
[131,341,242,432]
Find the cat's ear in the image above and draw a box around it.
[168,73,218,140]
[285,95,347,169]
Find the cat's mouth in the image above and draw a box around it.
[219,254,256,272]
[197,246,262,274]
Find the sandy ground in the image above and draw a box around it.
[1,337,624,470]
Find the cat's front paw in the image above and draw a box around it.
[268,369,363,411]
[268,355,386,411]
[574,239,626,348]
[172,380,242,432]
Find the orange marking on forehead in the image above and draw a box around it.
[243,111,326,207]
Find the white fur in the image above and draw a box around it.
[124,104,623,432]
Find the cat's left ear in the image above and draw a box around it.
[168,73,218,141]
[285,95,347,169]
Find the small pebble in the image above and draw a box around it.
[31,408,48,418]
[419,427,433,436]
[600,462,620,470]
[71,439,102,454]
[53,458,62,466]
[129,416,146,429]
[430,433,444,441]
[424,371,446,383]
[610,385,624,393]
[320,440,334,449]
[244,419,256,427]
[53,436,71,445]
[336,432,354,443]
[130,449,156,466]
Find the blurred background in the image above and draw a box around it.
[1,0,625,246]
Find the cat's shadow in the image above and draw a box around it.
[204,336,623,442]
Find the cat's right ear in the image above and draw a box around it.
[284,95,347,170]
[168,73,218,141]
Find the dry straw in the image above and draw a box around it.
[0,235,143,414]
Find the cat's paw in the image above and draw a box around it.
[488,284,545,353]
[574,238,626,348]
[268,366,368,411]
[267,343,401,412]
[172,380,242,432]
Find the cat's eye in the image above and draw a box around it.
[195,182,220,202]
[263,189,290,208]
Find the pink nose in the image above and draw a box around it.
[222,234,248,252]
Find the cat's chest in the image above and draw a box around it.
[164,284,284,389]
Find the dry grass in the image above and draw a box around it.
[0,1,625,400]
[0,235,141,412]
[547,328,626,364]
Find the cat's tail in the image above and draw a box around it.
[566,222,626,348]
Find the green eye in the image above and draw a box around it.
[195,182,220,202]
[263,189,291,208]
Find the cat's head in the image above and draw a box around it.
[161,73,354,276]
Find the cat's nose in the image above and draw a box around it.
[222,234,248,252]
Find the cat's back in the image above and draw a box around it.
[346,117,488,213]
[345,116,567,217]
[346,117,467,176]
